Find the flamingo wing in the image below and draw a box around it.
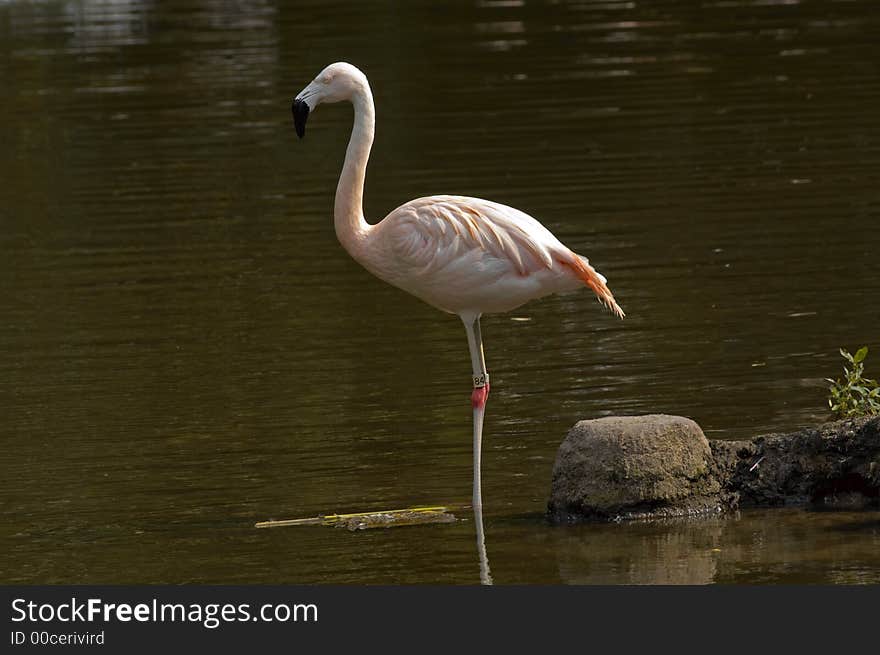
[381,195,563,276]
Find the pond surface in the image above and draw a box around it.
[1,0,878,584]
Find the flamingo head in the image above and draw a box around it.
[292,62,368,139]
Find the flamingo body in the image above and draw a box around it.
[363,194,622,316]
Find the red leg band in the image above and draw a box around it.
[471,382,490,409]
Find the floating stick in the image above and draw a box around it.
[255,506,455,530]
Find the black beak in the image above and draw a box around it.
[292,98,309,139]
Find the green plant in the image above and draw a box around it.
[827,346,880,418]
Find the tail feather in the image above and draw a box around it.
[566,255,625,319]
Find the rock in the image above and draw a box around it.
[547,414,880,523]
[710,416,880,508]
[548,414,726,522]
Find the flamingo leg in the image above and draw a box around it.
[462,313,493,585]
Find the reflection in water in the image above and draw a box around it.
[1,0,879,584]
[550,510,880,584]
[474,505,493,586]
[553,517,725,585]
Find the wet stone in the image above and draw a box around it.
[548,414,726,522]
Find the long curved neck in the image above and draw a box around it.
[334,87,375,257]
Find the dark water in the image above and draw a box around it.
[2,0,879,584]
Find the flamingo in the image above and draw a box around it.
[292,62,624,582]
